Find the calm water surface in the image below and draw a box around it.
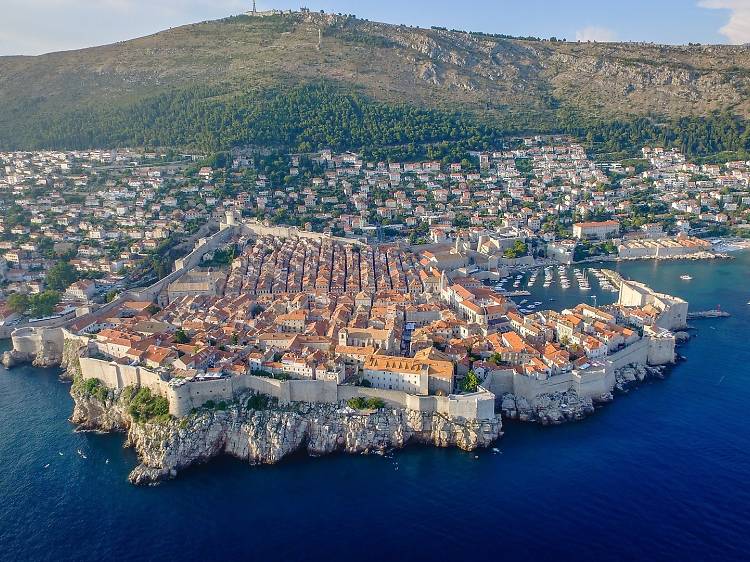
[2,254,750,561]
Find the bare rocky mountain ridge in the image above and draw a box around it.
[1,11,749,146]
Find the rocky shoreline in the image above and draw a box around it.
[614,363,668,392]
[1,335,81,372]
[68,362,669,485]
[70,385,502,486]
[6,335,676,483]
[499,364,669,425]
[500,390,598,424]
[1,348,61,370]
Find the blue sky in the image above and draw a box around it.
[1,0,748,56]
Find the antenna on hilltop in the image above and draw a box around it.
[252,0,257,14]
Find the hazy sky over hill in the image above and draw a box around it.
[0,0,747,56]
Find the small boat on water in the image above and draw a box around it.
[680,274,693,281]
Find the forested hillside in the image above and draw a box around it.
[1,11,750,157]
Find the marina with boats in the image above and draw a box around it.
[492,264,623,312]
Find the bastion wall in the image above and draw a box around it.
[238,222,369,248]
[606,337,650,370]
[64,226,237,331]
[481,336,671,406]
[647,335,677,365]
[11,321,673,419]
[10,326,84,359]
[75,355,495,420]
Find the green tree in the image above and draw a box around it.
[127,387,170,422]
[45,261,78,291]
[503,240,528,259]
[461,370,480,393]
[27,291,60,317]
[7,293,29,314]
[347,396,385,410]
[174,328,190,344]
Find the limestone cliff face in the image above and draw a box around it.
[70,386,130,432]
[59,338,88,381]
[71,389,502,486]
[1,350,34,369]
[1,346,62,369]
[31,345,63,369]
[500,390,598,425]
[2,328,85,372]
[499,364,669,424]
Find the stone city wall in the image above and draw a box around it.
[76,356,495,420]
[338,385,409,408]
[510,373,578,404]
[78,357,171,398]
[605,337,650,370]
[64,226,237,330]
[238,222,368,248]
[481,337,667,406]
[9,326,84,362]
[647,334,677,365]
[75,335,666,418]
[571,366,614,399]
[171,226,236,274]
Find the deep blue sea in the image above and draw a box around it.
[2,254,750,561]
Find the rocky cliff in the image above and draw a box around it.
[1,349,35,369]
[500,389,598,425]
[1,345,61,369]
[2,332,86,374]
[70,386,502,486]
[499,364,668,424]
